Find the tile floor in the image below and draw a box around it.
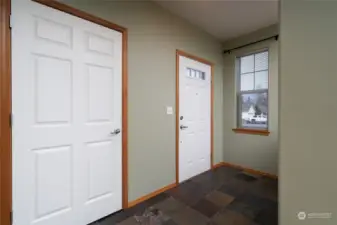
[91,166,278,225]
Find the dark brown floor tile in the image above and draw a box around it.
[231,176,255,189]
[170,207,210,225]
[97,210,131,225]
[145,192,170,206]
[226,200,260,220]
[249,222,261,225]
[218,184,240,197]
[163,219,180,225]
[167,180,195,197]
[192,198,221,218]
[241,171,262,179]
[250,177,278,201]
[125,201,150,217]
[192,170,214,183]
[206,190,235,207]
[192,170,226,190]
[255,176,277,186]
[211,209,251,225]
[218,181,247,198]
[235,173,258,182]
[261,177,278,188]
[152,197,187,217]
[250,184,278,202]
[254,208,278,225]
[168,180,208,206]
[117,216,139,225]
[170,180,196,193]
[215,166,242,177]
[251,188,278,202]
[238,193,277,211]
[197,179,222,194]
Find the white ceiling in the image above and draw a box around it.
[153,0,279,42]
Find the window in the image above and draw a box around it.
[236,51,269,131]
[186,68,206,80]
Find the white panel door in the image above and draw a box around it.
[178,55,211,183]
[11,1,122,225]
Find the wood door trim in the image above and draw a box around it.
[127,183,176,208]
[0,2,129,224]
[122,29,128,209]
[33,0,127,32]
[176,50,214,66]
[175,50,214,184]
[213,162,278,180]
[0,0,12,224]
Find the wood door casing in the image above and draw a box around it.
[0,0,12,224]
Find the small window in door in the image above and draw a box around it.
[186,68,206,80]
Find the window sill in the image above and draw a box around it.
[232,128,270,136]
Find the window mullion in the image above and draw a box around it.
[238,57,241,92]
[253,53,255,91]
[239,89,267,95]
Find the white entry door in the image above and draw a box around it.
[12,1,123,225]
[178,55,212,183]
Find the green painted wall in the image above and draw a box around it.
[280,0,337,224]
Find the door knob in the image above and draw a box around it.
[180,125,188,130]
[110,129,121,135]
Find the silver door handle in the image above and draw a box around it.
[110,129,121,135]
[180,125,188,130]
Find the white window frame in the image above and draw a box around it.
[236,49,269,130]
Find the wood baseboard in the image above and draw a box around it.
[213,162,278,180]
[127,183,176,208]
[212,162,226,169]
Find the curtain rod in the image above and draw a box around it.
[223,35,279,54]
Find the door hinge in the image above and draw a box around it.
[9,113,12,128]
[10,211,13,224]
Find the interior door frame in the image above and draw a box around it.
[0,1,129,224]
[0,0,12,224]
[175,50,214,184]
